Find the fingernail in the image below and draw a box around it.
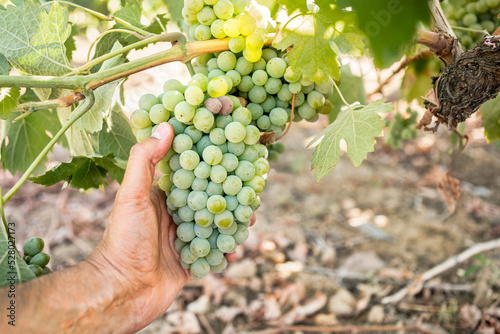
[151,122,168,139]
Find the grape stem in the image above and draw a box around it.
[2,91,96,204]
[332,81,353,112]
[43,1,150,37]
[185,61,196,77]
[276,94,295,141]
[450,25,489,35]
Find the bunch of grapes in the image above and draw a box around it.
[183,0,275,63]
[22,237,51,277]
[444,0,500,49]
[129,2,335,279]
[384,108,419,150]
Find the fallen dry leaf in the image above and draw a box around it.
[437,172,461,213]
[271,292,328,325]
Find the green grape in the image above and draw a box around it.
[318,100,333,115]
[217,234,236,253]
[192,177,209,191]
[214,0,235,19]
[210,165,228,183]
[253,157,269,176]
[194,224,213,239]
[195,208,215,227]
[223,175,243,195]
[256,115,271,130]
[486,0,500,6]
[300,77,314,86]
[189,74,209,92]
[205,248,224,266]
[177,222,196,242]
[197,6,216,25]
[265,77,282,95]
[179,150,200,170]
[135,127,152,142]
[211,19,227,38]
[180,245,198,264]
[29,252,50,267]
[225,122,247,143]
[24,237,44,257]
[252,70,269,86]
[221,153,239,172]
[184,0,204,12]
[266,58,287,79]
[139,94,160,111]
[482,20,496,32]
[208,69,225,82]
[214,210,234,229]
[28,264,43,277]
[190,237,211,257]
[203,145,223,165]
[233,224,249,245]
[269,124,284,138]
[184,125,203,143]
[261,95,276,113]
[298,102,316,120]
[207,181,224,196]
[193,108,215,132]
[159,158,172,174]
[194,161,211,179]
[174,101,196,123]
[184,86,205,106]
[218,221,238,235]
[246,32,264,49]
[237,186,256,205]
[253,58,267,71]
[273,142,286,153]
[243,47,262,62]
[169,154,181,172]
[149,104,170,124]
[131,109,153,129]
[269,107,288,126]
[248,85,267,103]
[238,13,257,36]
[210,256,228,273]
[247,103,263,120]
[288,82,302,95]
[173,169,195,189]
[234,204,253,222]
[163,91,185,115]
[204,0,218,5]
[159,175,173,192]
[262,48,278,61]
[224,18,240,37]
[237,76,254,92]
[216,115,233,129]
[173,134,193,154]
[284,66,300,83]
[235,160,255,181]
[208,77,229,98]
[178,205,195,222]
[195,24,212,41]
[244,175,266,193]
[175,238,188,253]
[231,0,249,14]
[225,195,239,211]
[239,145,259,162]
[209,128,226,145]
[307,90,326,109]
[315,77,333,94]
[187,191,208,211]
[220,75,234,92]
[207,195,227,214]
[255,143,267,158]
[250,195,261,211]
[243,125,260,145]
[190,258,210,279]
[294,92,305,107]
[207,229,220,248]
[164,79,185,93]
[232,107,252,126]
[278,84,293,102]
[170,188,190,207]
[235,57,253,75]
[217,51,237,72]
[228,141,246,156]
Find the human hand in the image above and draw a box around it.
[87,122,189,332]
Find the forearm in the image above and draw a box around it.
[1,260,137,334]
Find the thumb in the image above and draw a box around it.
[120,122,174,195]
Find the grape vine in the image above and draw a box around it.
[0,0,498,283]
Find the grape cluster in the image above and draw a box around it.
[384,108,419,150]
[183,0,275,62]
[23,237,52,277]
[444,0,500,49]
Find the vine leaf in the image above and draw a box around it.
[91,103,137,165]
[350,0,431,68]
[165,0,184,29]
[329,65,366,123]
[30,153,124,189]
[273,14,340,83]
[0,53,10,74]
[1,110,63,175]
[0,87,20,120]
[309,100,393,181]
[277,0,308,15]
[57,106,95,157]
[482,95,500,142]
[76,42,126,133]
[0,227,35,287]
[0,1,73,76]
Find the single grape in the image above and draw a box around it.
[307,90,326,109]
[298,103,316,120]
[195,24,212,41]
[194,161,211,179]
[135,127,153,142]
[266,58,287,78]
[180,245,198,264]
[173,169,195,189]
[192,177,209,191]
[205,248,224,266]
[197,6,216,25]
[225,195,239,211]
[238,13,257,36]
[190,237,211,257]
[170,188,189,207]
[184,0,204,12]
[221,153,239,172]
[42,267,52,275]
[168,118,187,135]
[262,48,278,61]
[175,239,187,256]
[233,224,249,245]
[218,96,234,115]
[213,0,235,20]
[207,195,227,214]
[244,175,266,193]
[209,128,227,145]
[211,19,227,38]
[216,234,236,253]
[149,104,170,124]
[203,145,223,165]
[24,237,44,257]
[204,97,223,114]
[235,57,253,76]
[225,122,247,143]
[216,115,233,129]
[226,70,242,87]
[187,191,208,211]
[184,86,205,106]
[177,222,196,242]
[237,76,254,92]
[234,204,253,222]
[222,175,243,195]
[159,174,173,192]
[131,109,153,129]
[190,258,210,279]
[173,134,193,154]
[248,85,267,103]
[239,145,259,162]
[288,82,302,95]
[164,79,185,93]
[194,208,215,227]
[265,77,282,95]
[193,108,215,132]
[184,125,203,143]
[214,210,234,229]
[235,160,255,181]
[208,77,229,98]
[210,164,228,183]
[206,181,224,196]
[175,101,196,123]
[179,150,200,170]
[269,107,288,126]
[246,32,264,49]
[224,18,240,38]
[253,157,269,176]
[227,140,246,156]
[139,94,160,111]
[210,256,228,273]
[178,205,195,222]
[243,47,262,62]
[261,95,276,113]
[218,221,238,235]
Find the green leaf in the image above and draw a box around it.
[401,59,433,102]
[0,53,10,74]
[1,110,63,175]
[56,106,95,156]
[350,0,431,68]
[165,0,184,29]
[0,87,20,120]
[114,0,142,29]
[64,24,77,62]
[29,154,124,189]
[482,95,500,143]
[0,225,35,287]
[309,99,393,181]
[277,0,308,15]
[273,15,340,83]
[329,65,366,123]
[76,42,126,133]
[0,1,73,75]
[91,103,137,163]
[332,25,365,57]
[145,13,169,34]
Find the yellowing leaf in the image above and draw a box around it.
[309,100,393,181]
